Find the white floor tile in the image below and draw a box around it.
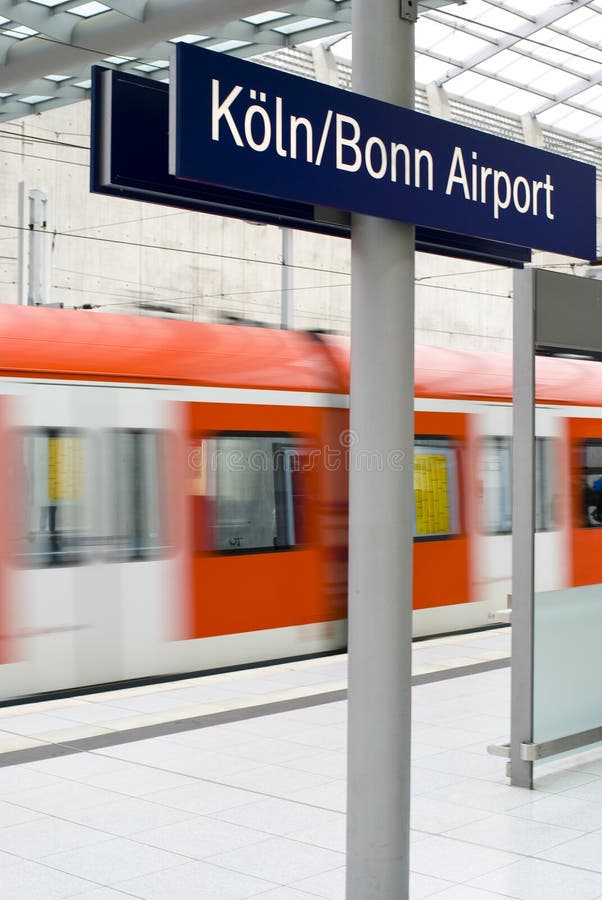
[290,865,345,899]
[58,796,196,836]
[213,797,343,837]
[410,796,491,834]
[445,811,583,854]
[410,835,520,882]
[471,856,602,899]
[0,765,61,796]
[0,859,95,899]
[207,835,343,885]
[288,810,346,852]
[288,779,347,812]
[0,817,111,860]
[217,764,334,798]
[82,763,197,797]
[144,780,264,816]
[508,793,602,832]
[65,890,136,899]
[426,888,512,900]
[8,782,125,816]
[117,859,276,899]
[135,815,267,858]
[0,799,43,827]
[420,777,536,813]
[410,872,455,898]
[28,753,128,781]
[537,831,602,873]
[43,836,184,885]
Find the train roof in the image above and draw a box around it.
[0,306,601,406]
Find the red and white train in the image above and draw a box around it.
[0,305,601,702]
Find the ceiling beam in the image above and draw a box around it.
[433,0,595,87]
[0,0,301,92]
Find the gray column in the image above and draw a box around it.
[511,268,536,789]
[281,227,293,329]
[346,1,416,897]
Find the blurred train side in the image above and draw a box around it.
[0,306,601,702]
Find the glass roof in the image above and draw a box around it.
[0,0,600,144]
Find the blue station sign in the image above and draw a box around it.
[170,44,596,260]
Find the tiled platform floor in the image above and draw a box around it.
[0,628,601,898]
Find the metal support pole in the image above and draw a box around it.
[27,189,48,306]
[511,267,536,788]
[17,181,25,305]
[281,227,293,329]
[346,1,415,897]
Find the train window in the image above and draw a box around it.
[413,438,460,539]
[479,437,558,534]
[582,441,602,527]
[109,430,166,560]
[15,429,91,567]
[14,428,168,567]
[196,434,305,553]
[480,437,513,535]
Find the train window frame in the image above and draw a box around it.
[581,439,602,529]
[413,436,462,543]
[478,436,558,536]
[11,426,170,569]
[12,427,91,569]
[105,428,170,563]
[191,431,311,557]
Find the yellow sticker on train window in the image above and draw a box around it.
[414,453,451,536]
[47,437,84,502]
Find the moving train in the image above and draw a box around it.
[0,304,601,702]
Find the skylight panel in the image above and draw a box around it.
[67,2,110,17]
[572,85,602,115]
[491,56,567,90]
[495,88,548,116]
[561,7,601,37]
[545,107,601,136]
[273,17,331,36]
[528,69,584,97]
[446,0,490,23]
[415,53,453,85]
[433,29,493,61]
[461,77,517,108]
[169,34,207,44]
[207,40,252,53]
[518,0,555,14]
[20,95,52,105]
[102,56,135,65]
[3,24,38,39]
[415,18,453,51]
[473,6,528,33]
[580,119,602,141]
[243,11,289,26]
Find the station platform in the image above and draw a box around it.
[1,627,602,899]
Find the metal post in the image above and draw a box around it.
[511,267,536,788]
[346,1,415,897]
[17,181,25,305]
[27,189,48,306]
[281,227,293,329]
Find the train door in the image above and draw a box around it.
[474,403,566,615]
[412,408,472,636]
[5,381,179,699]
[567,414,602,587]
[183,398,336,670]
